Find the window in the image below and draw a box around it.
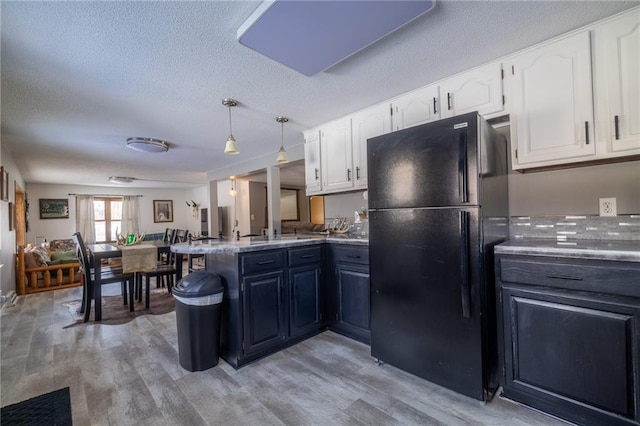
[94,197,122,243]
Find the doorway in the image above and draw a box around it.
[14,185,27,246]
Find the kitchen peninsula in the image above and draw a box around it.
[172,235,370,368]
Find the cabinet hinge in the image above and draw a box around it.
[501,68,504,79]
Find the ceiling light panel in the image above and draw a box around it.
[237,0,436,76]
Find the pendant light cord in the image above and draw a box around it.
[228,105,234,137]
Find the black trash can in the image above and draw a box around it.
[172,271,224,372]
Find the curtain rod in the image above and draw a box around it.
[68,193,143,197]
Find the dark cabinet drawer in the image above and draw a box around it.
[241,250,284,275]
[499,257,640,298]
[288,246,322,266]
[332,246,369,265]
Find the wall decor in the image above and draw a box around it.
[153,200,173,223]
[1,166,8,201]
[8,202,15,230]
[39,198,70,219]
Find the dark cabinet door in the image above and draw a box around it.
[334,263,371,344]
[243,270,286,356]
[501,286,640,426]
[289,264,322,339]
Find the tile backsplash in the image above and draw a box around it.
[509,215,640,241]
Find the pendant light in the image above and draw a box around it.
[276,116,289,164]
[229,178,237,197]
[223,98,239,155]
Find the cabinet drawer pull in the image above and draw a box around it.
[547,274,583,281]
[614,115,619,140]
[300,254,315,259]
[585,121,589,145]
[314,168,319,180]
[356,167,360,180]
[347,168,352,181]
[346,255,361,259]
[257,260,275,265]
[447,93,452,111]
[433,97,437,114]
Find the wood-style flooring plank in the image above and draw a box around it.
[1,286,568,425]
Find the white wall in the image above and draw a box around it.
[324,191,368,220]
[0,148,27,299]
[25,183,209,243]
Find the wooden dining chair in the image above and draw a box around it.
[135,230,178,308]
[72,232,135,322]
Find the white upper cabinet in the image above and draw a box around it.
[390,84,440,131]
[508,31,595,169]
[320,117,353,193]
[439,62,505,119]
[594,10,640,155]
[351,103,393,189]
[303,129,322,195]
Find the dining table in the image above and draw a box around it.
[86,240,172,321]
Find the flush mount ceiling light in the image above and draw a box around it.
[109,176,135,184]
[223,98,239,155]
[237,0,436,76]
[276,116,289,164]
[126,137,169,153]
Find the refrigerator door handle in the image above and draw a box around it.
[460,211,471,318]
[458,131,469,203]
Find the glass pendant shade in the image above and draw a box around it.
[276,146,288,163]
[224,134,239,155]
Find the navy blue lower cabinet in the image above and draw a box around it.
[496,254,640,426]
[242,270,286,356]
[330,246,371,344]
[289,264,323,339]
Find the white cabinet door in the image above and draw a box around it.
[440,62,504,118]
[509,31,595,169]
[320,117,353,193]
[351,103,392,189]
[303,129,322,195]
[390,84,439,131]
[594,10,640,155]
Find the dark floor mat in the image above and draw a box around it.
[1,387,72,425]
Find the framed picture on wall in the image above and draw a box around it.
[1,166,8,201]
[39,198,70,219]
[153,200,173,223]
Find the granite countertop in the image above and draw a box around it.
[495,239,640,262]
[171,234,369,254]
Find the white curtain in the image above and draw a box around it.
[121,196,140,235]
[76,195,96,244]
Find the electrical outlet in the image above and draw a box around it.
[599,197,617,217]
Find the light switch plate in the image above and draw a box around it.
[599,198,617,217]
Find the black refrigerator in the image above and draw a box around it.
[367,112,509,401]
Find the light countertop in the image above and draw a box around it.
[495,239,640,262]
[171,234,368,254]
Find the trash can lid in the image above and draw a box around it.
[172,270,223,298]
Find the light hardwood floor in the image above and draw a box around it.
[1,285,568,425]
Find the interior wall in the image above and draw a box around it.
[494,126,640,216]
[25,183,209,243]
[249,181,267,235]
[324,191,368,221]
[0,148,27,299]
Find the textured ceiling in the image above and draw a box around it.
[1,1,637,189]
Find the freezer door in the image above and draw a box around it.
[367,113,479,209]
[369,207,486,400]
